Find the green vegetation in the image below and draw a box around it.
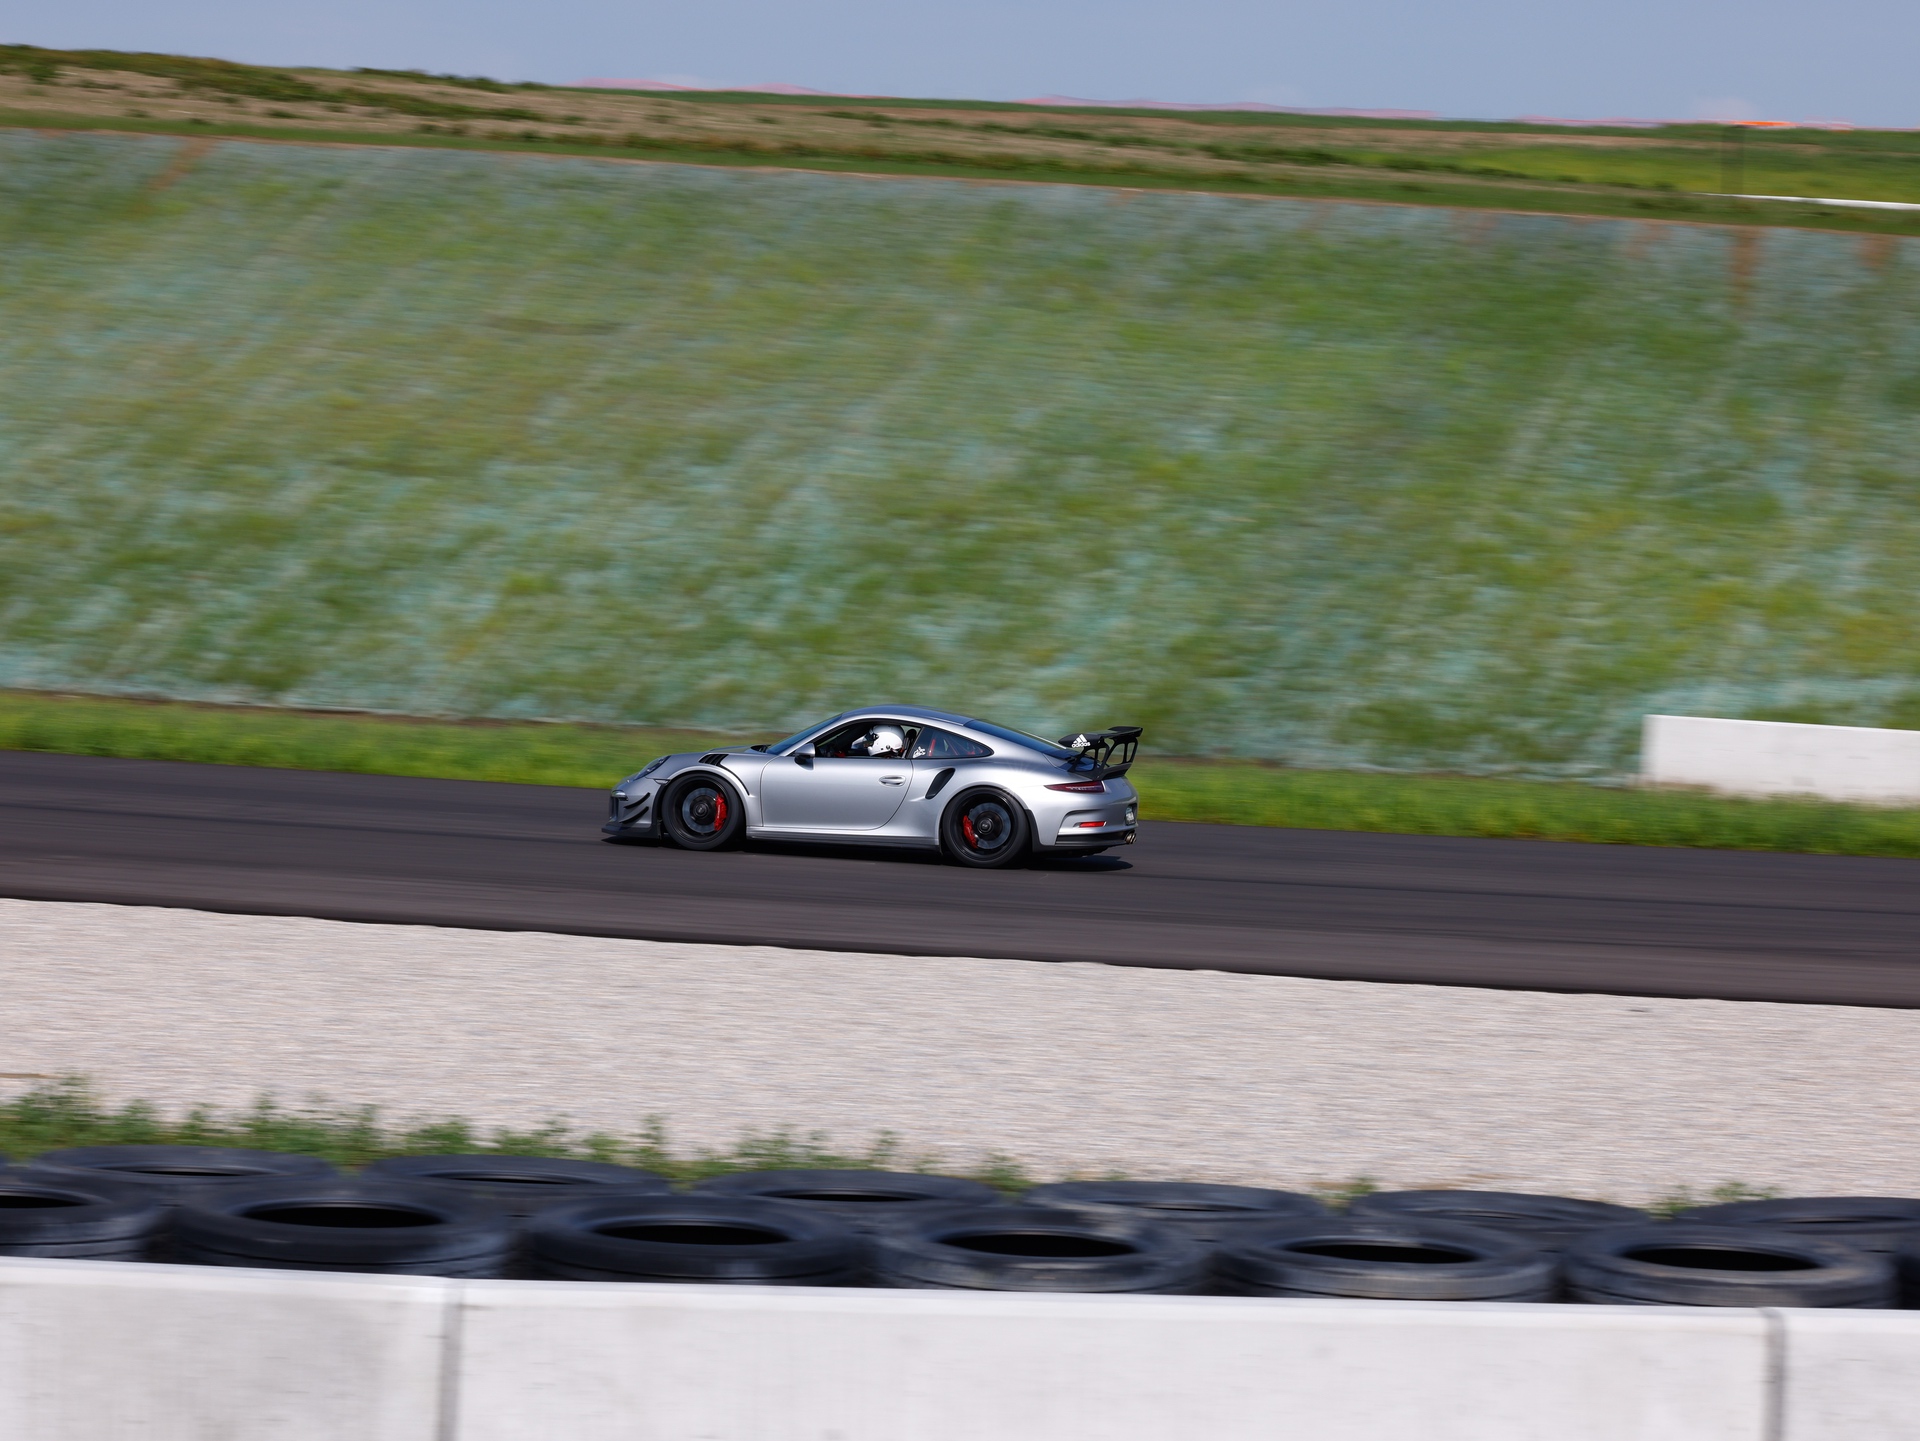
[0,42,552,120]
[1646,1180,1784,1218]
[0,1077,1030,1191]
[5,131,1920,781]
[0,1077,1787,1205]
[1139,760,1920,857]
[8,691,1920,857]
[0,691,727,788]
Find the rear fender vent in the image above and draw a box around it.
[925,767,956,799]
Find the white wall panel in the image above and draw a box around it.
[1642,714,1920,804]
[0,1258,449,1441]
[455,1284,1770,1441]
[1776,1308,1920,1441]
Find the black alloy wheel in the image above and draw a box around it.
[663,772,745,850]
[940,788,1029,869]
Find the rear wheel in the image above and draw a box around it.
[940,789,1030,869]
[662,773,745,850]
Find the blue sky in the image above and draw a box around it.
[3,0,1913,127]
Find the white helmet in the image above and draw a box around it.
[857,724,908,757]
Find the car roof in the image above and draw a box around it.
[828,704,979,728]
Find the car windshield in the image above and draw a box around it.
[759,719,839,755]
[964,719,1079,760]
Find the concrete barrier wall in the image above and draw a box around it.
[1641,713,1920,804]
[0,1257,1914,1441]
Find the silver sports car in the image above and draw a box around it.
[602,705,1140,867]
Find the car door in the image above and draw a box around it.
[759,719,913,830]
[897,725,996,840]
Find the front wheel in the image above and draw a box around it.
[939,789,1030,869]
[662,773,745,850]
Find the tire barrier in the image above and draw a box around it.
[26,1144,337,1194]
[869,1205,1209,1293]
[1215,1217,1558,1301]
[1563,1223,1896,1308]
[1674,1195,1920,1253]
[1021,1180,1327,1243]
[1896,1242,1920,1306]
[692,1168,1002,1230]
[15,1134,1920,1312]
[526,1194,865,1285]
[0,1175,164,1260]
[172,1177,515,1278]
[1350,1190,1647,1251]
[362,1154,672,1217]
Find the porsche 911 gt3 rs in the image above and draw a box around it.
[602,705,1140,867]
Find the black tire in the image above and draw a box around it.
[1673,1196,1920,1254]
[870,1205,1208,1293]
[1350,1190,1647,1251]
[661,771,745,850]
[1896,1243,1920,1306]
[361,1154,673,1218]
[692,1169,1003,1232]
[526,1194,863,1284]
[939,788,1030,869]
[172,1177,514,1277]
[1564,1223,1894,1308]
[0,1175,165,1260]
[1215,1217,1557,1301]
[27,1145,336,1195]
[1022,1181,1327,1244]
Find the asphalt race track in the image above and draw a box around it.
[4,750,1919,1006]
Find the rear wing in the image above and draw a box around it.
[1055,726,1142,780]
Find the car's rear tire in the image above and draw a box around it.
[662,772,745,850]
[940,788,1030,868]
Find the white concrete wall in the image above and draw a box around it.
[1641,714,1920,805]
[0,1257,1916,1441]
[0,1258,448,1441]
[455,1285,1768,1441]
[1777,1310,1920,1441]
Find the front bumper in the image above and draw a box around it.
[602,820,659,839]
[605,784,661,837]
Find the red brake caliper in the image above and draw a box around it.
[711,793,727,830]
[962,813,978,847]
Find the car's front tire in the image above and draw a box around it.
[661,773,745,850]
[939,788,1030,869]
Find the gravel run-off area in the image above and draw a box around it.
[4,898,1916,1206]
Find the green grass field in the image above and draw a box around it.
[4,130,1920,784]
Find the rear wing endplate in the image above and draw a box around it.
[1055,726,1142,780]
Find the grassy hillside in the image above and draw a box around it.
[3,130,1920,778]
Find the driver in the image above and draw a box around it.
[851,724,908,758]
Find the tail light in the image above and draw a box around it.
[1046,780,1106,793]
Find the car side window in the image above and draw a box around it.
[812,721,917,758]
[911,727,993,759]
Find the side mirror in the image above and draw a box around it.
[793,742,815,764]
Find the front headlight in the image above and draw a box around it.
[614,756,670,791]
